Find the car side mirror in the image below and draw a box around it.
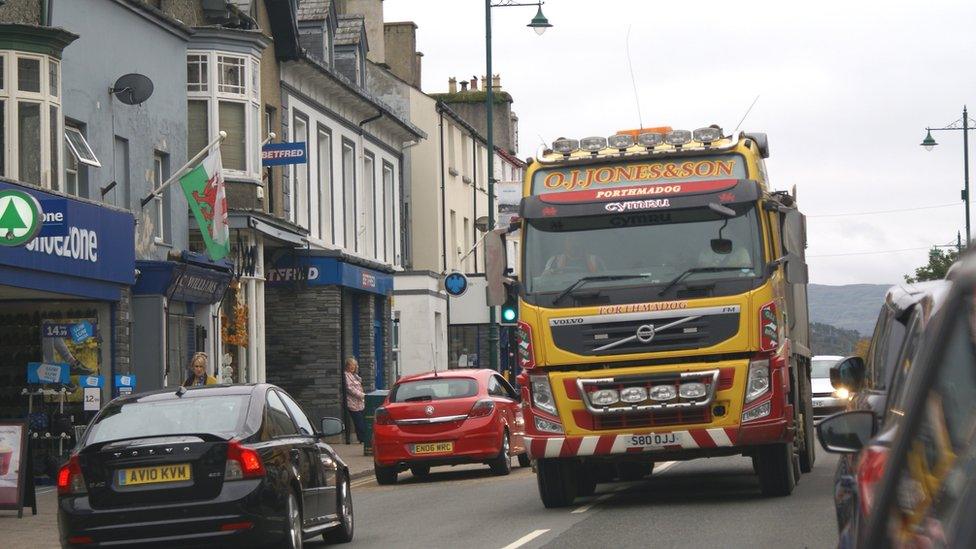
[320,417,344,437]
[830,356,866,392]
[816,410,876,454]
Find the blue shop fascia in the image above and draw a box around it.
[0,178,134,424]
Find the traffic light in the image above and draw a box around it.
[499,283,519,325]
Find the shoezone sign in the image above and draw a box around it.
[0,189,42,247]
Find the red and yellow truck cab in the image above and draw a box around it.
[486,127,814,508]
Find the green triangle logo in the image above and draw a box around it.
[0,199,28,239]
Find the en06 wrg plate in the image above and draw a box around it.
[624,432,685,450]
[412,442,453,455]
[117,463,192,487]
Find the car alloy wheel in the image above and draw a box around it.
[287,492,303,549]
[490,431,512,475]
[324,475,355,544]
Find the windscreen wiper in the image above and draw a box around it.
[553,275,651,305]
[657,267,747,297]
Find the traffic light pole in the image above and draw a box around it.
[486,0,499,372]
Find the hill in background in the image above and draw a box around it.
[808,283,890,336]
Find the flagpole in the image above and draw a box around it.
[140,130,226,208]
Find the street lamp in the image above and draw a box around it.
[485,0,551,371]
[921,106,974,247]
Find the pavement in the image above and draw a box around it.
[0,442,374,549]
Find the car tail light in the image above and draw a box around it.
[759,301,778,352]
[469,399,495,418]
[67,536,94,545]
[57,454,86,496]
[375,406,393,425]
[220,521,255,531]
[858,444,889,516]
[225,441,265,481]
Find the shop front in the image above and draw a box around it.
[0,179,134,476]
[264,252,393,423]
[131,252,232,390]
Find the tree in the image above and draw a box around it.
[853,338,871,359]
[904,247,958,283]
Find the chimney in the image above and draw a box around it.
[493,74,501,91]
[338,0,385,64]
[480,75,487,91]
[448,77,457,94]
[470,76,478,91]
[460,80,468,92]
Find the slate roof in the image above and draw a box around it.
[335,14,365,47]
[297,0,331,21]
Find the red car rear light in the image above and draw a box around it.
[517,320,536,370]
[375,406,393,425]
[857,444,889,516]
[225,440,266,481]
[759,301,778,352]
[67,535,94,545]
[57,454,86,496]
[469,399,495,418]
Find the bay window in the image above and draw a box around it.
[0,51,63,189]
[186,51,261,179]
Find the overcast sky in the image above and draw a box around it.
[385,0,976,285]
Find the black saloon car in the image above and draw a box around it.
[57,384,353,548]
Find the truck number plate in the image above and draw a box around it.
[627,433,679,448]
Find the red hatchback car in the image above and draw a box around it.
[372,369,529,484]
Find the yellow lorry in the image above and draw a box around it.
[486,127,814,507]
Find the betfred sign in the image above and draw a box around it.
[262,142,307,166]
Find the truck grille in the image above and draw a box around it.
[574,407,712,430]
[550,308,740,356]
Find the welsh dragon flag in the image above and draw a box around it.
[180,149,229,260]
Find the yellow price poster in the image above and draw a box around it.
[42,319,100,403]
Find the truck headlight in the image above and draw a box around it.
[620,386,648,403]
[590,389,619,406]
[679,382,707,399]
[649,385,677,401]
[745,358,770,403]
[530,375,558,416]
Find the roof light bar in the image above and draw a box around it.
[637,132,664,148]
[665,130,692,147]
[552,138,579,155]
[607,134,635,150]
[580,136,607,153]
[693,127,722,144]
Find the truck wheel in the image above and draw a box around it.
[536,458,578,508]
[374,463,398,485]
[756,443,796,497]
[577,465,597,497]
[798,363,817,474]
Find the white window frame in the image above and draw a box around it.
[153,153,166,243]
[0,51,63,190]
[64,125,101,167]
[186,50,261,180]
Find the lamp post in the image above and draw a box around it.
[921,106,974,247]
[485,0,550,371]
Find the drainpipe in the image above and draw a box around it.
[438,110,448,272]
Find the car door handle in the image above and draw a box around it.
[290,448,301,464]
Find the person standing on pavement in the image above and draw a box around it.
[344,357,367,443]
[182,352,218,387]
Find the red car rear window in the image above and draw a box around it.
[390,378,479,402]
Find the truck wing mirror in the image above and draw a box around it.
[485,228,509,306]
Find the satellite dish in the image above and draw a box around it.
[110,73,154,105]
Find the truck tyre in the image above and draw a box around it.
[798,362,817,474]
[756,443,796,497]
[577,465,597,497]
[536,458,578,508]
[374,463,398,485]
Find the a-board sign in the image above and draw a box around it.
[0,421,34,517]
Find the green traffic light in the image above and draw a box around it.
[502,308,517,322]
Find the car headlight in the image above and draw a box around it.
[530,375,558,416]
[745,358,770,403]
[833,387,850,400]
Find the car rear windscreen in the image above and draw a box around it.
[85,395,250,445]
[390,378,479,402]
[811,359,840,378]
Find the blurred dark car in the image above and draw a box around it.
[57,384,353,548]
[821,280,949,546]
[822,255,976,547]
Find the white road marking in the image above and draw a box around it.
[351,477,375,488]
[569,461,678,514]
[501,529,550,549]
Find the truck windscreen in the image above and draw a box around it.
[523,204,765,307]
